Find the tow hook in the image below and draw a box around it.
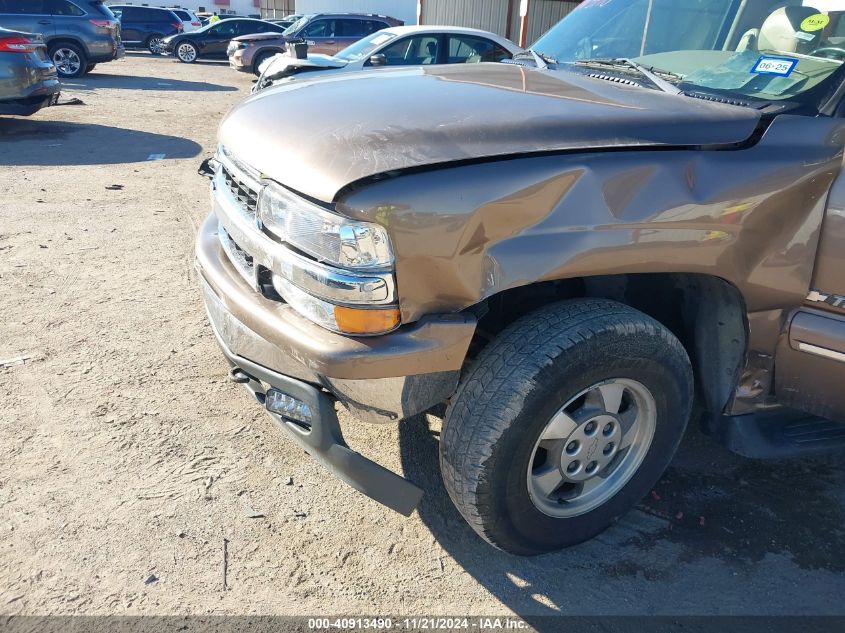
[197,156,218,180]
[228,367,253,384]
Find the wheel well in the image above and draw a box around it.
[466,273,748,415]
[252,48,281,72]
[252,49,281,70]
[46,37,88,56]
[256,48,283,58]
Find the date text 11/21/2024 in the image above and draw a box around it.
[306,617,530,630]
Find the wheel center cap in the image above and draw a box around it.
[559,414,624,482]
[585,436,600,460]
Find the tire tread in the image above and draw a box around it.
[440,299,691,553]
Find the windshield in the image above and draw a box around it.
[532,0,845,104]
[335,31,397,61]
[283,16,309,36]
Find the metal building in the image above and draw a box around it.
[259,0,296,18]
[296,0,418,25]
[260,0,581,46]
[421,0,580,46]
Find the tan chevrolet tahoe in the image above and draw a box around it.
[196,0,845,554]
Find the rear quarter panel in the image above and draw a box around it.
[52,17,110,56]
[0,51,56,101]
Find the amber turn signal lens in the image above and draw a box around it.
[334,306,400,335]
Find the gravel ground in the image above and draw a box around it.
[1,53,845,622]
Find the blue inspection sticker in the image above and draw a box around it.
[751,56,798,77]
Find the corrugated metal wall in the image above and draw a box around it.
[278,0,580,43]
[421,0,579,45]
[294,0,419,25]
[517,0,579,45]
[422,0,509,37]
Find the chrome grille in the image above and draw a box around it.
[218,224,257,288]
[221,162,260,218]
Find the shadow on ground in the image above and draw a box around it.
[61,69,237,93]
[0,119,201,165]
[398,413,845,625]
[124,51,228,62]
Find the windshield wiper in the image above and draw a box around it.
[513,48,557,69]
[532,50,557,67]
[575,58,683,95]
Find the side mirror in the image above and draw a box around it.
[369,53,386,66]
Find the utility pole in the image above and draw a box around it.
[519,0,530,48]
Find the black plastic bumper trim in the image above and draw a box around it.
[211,327,423,516]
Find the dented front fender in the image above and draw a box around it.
[339,115,845,324]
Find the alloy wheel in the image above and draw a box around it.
[52,48,81,76]
[177,43,197,62]
[527,378,657,518]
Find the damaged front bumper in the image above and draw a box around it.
[196,214,476,514]
[204,308,425,515]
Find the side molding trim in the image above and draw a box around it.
[798,342,845,364]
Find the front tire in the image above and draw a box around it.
[439,299,693,555]
[175,41,198,63]
[146,34,164,55]
[49,43,87,78]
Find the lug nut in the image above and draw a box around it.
[603,442,615,455]
[566,440,580,455]
[584,421,597,435]
[567,460,580,474]
[603,422,614,436]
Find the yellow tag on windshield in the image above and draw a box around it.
[800,14,830,32]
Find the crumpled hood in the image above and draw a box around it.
[259,53,347,78]
[219,63,762,203]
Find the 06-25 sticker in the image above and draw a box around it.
[751,56,798,77]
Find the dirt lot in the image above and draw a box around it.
[2,53,845,622]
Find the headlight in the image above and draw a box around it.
[258,181,393,270]
[215,149,400,336]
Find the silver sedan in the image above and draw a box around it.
[253,25,523,92]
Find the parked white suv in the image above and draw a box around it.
[168,8,201,32]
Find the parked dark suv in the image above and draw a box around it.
[108,5,182,55]
[0,0,123,78]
